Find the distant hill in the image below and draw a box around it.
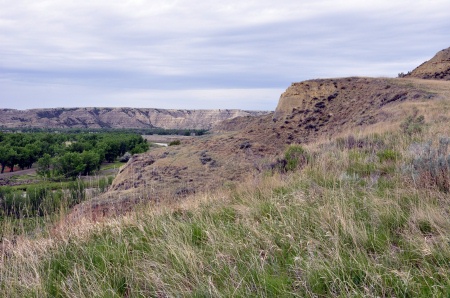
[0,107,269,130]
[404,46,450,80]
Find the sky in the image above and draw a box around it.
[1,0,449,111]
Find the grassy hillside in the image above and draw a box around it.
[1,98,449,297]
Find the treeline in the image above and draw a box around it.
[1,126,209,136]
[0,131,149,178]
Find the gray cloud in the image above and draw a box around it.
[1,0,449,110]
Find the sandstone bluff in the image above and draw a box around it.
[0,108,269,130]
[404,46,450,80]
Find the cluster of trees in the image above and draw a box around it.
[398,71,412,78]
[0,132,149,179]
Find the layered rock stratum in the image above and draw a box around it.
[0,108,269,130]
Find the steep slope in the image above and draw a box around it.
[0,107,269,130]
[67,76,444,222]
[219,77,434,143]
[404,47,450,80]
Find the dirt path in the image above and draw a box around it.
[1,167,120,179]
[143,135,194,143]
[395,78,450,98]
[0,167,37,179]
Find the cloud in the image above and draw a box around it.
[1,0,449,110]
[0,77,283,110]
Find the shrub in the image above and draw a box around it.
[407,138,450,192]
[169,140,181,146]
[377,149,401,163]
[53,152,84,179]
[119,152,132,162]
[284,145,309,171]
[400,108,425,136]
[398,71,411,78]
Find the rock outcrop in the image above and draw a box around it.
[404,47,450,80]
[271,77,433,134]
[0,107,269,130]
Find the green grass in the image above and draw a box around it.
[1,177,114,237]
[8,176,114,192]
[99,161,124,171]
[4,162,120,192]
[1,130,449,297]
[8,173,38,181]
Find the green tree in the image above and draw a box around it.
[0,145,11,173]
[81,151,101,175]
[16,145,38,170]
[5,148,18,172]
[54,152,84,179]
[37,154,52,178]
[102,141,120,163]
[27,143,42,168]
[131,142,149,154]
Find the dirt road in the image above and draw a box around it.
[0,167,37,179]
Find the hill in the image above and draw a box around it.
[404,46,450,80]
[68,76,441,221]
[1,48,450,297]
[0,107,269,130]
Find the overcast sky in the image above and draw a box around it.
[1,0,449,111]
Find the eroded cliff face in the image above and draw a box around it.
[272,77,433,129]
[0,107,269,130]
